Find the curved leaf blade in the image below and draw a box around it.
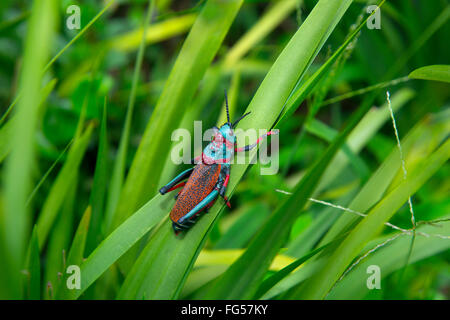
[409,65,450,83]
[119,0,354,300]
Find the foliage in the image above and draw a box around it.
[0,0,448,300]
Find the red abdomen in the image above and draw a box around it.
[170,163,221,223]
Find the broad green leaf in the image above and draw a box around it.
[409,65,450,83]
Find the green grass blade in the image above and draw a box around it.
[43,180,77,299]
[216,68,241,126]
[67,206,92,265]
[159,0,293,189]
[214,203,270,249]
[43,0,115,73]
[305,119,370,180]
[203,99,369,299]
[112,0,244,234]
[1,0,113,122]
[58,12,196,97]
[327,216,450,299]
[57,206,92,299]
[296,138,450,299]
[316,88,415,191]
[387,5,450,80]
[261,112,450,299]
[285,193,356,258]
[104,0,155,233]
[86,100,109,253]
[26,138,73,207]
[22,226,41,300]
[321,76,410,106]
[118,0,354,300]
[63,195,170,299]
[409,65,450,83]
[276,0,386,125]
[36,123,94,248]
[0,79,57,164]
[223,0,298,68]
[254,239,337,299]
[320,111,450,245]
[108,13,196,52]
[0,94,19,126]
[180,265,228,298]
[0,0,57,299]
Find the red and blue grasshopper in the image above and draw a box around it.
[159,93,276,233]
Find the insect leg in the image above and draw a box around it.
[159,167,194,195]
[178,189,219,225]
[235,130,277,152]
[172,221,190,234]
[217,166,231,208]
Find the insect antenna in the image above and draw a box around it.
[232,111,251,128]
[224,89,230,124]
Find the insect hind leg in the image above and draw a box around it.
[172,221,190,234]
[177,189,219,228]
[160,168,193,195]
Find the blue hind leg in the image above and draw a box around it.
[177,189,219,227]
[159,167,194,195]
